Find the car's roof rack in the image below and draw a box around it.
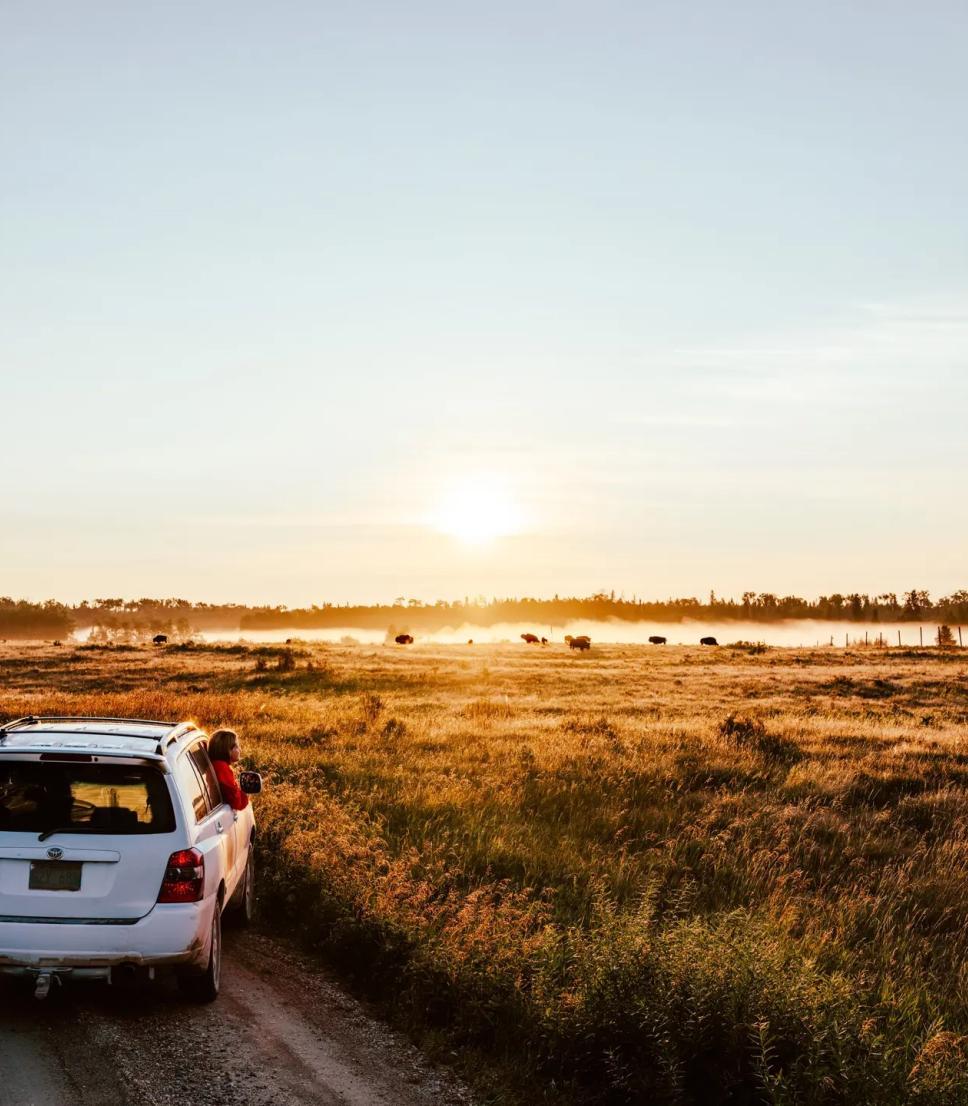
[0,716,195,748]
[1,715,177,731]
[164,722,201,748]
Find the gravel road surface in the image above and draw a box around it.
[0,930,475,1106]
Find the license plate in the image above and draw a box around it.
[29,861,82,892]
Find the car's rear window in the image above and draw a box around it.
[0,761,175,835]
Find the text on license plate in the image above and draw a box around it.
[29,861,82,892]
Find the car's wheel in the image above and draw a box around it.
[226,849,255,927]
[178,904,221,1003]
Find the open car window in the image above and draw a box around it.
[189,743,224,813]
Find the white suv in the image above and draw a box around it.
[0,715,261,1002]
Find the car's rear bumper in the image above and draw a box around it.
[0,898,214,971]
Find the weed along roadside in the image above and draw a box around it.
[2,639,968,1104]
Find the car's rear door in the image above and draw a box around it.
[186,743,242,893]
[194,743,239,888]
[172,746,231,899]
[0,755,178,921]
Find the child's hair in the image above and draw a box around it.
[208,729,238,762]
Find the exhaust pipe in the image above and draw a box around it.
[110,962,143,986]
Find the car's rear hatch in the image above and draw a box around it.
[0,756,177,921]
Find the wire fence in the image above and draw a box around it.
[821,627,964,648]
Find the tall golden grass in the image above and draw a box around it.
[3,640,967,1104]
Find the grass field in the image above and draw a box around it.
[2,639,967,1105]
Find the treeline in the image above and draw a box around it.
[0,598,75,640]
[0,597,249,640]
[4,590,968,639]
[240,589,968,630]
[72,598,251,633]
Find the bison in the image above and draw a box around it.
[700,636,718,646]
[567,635,591,651]
[152,634,168,645]
[520,633,540,644]
[394,634,414,645]
[648,635,667,645]
[540,637,548,645]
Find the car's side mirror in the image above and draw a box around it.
[239,770,263,795]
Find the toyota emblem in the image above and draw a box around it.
[46,847,64,860]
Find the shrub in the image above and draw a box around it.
[462,697,512,722]
[360,692,384,727]
[380,717,407,741]
[909,1030,968,1103]
[719,714,801,764]
[562,715,620,742]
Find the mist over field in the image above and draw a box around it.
[164,619,952,648]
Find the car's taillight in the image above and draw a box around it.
[158,848,204,903]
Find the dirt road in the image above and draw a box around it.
[0,930,475,1106]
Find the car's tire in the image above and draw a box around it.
[226,849,255,927]
[178,904,221,1003]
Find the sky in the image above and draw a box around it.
[2,1,966,606]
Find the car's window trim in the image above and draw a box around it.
[174,749,209,825]
[188,740,226,816]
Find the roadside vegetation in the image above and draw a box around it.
[2,640,967,1104]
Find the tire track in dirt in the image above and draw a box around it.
[0,930,473,1106]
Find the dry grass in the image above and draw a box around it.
[3,640,968,1104]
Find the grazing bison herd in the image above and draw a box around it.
[392,633,721,648]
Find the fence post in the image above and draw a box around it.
[920,627,923,646]
[960,627,964,647]
[898,629,901,646]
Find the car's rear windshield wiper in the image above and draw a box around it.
[37,826,96,842]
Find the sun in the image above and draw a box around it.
[434,476,523,545]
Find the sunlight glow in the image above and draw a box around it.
[434,476,524,545]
